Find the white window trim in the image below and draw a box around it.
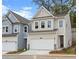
[59,20,63,28]
[2,25,9,33]
[2,27,5,32]
[47,20,54,29]
[6,26,8,32]
[34,21,39,29]
[13,25,19,33]
[24,25,28,32]
[14,28,17,32]
[47,21,51,28]
[40,20,45,28]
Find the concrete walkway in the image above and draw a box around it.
[20,50,49,55]
[2,52,7,55]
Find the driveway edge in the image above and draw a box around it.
[3,54,76,57]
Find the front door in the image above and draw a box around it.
[24,39,27,49]
[59,35,64,48]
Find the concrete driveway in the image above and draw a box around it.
[20,50,49,55]
[2,52,7,55]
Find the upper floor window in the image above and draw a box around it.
[15,29,17,32]
[48,21,51,28]
[2,27,5,32]
[24,26,27,32]
[41,21,45,28]
[6,26,8,32]
[35,22,38,29]
[59,20,63,27]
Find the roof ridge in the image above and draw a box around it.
[10,11,29,20]
[8,10,30,24]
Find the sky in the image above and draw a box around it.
[2,0,76,19]
[2,0,38,19]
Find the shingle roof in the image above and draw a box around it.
[7,10,30,24]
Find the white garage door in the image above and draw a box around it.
[30,39,54,50]
[2,41,17,52]
[2,36,17,52]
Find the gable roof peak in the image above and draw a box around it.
[32,6,54,19]
[41,5,44,8]
[4,10,30,24]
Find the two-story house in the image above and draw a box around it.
[28,6,72,51]
[2,10,30,52]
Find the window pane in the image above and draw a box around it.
[41,21,45,28]
[15,29,17,32]
[3,27,5,32]
[24,27,27,32]
[48,21,51,28]
[35,22,38,29]
[6,26,8,32]
[59,20,63,27]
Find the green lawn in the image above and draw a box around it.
[49,41,76,55]
[49,46,76,54]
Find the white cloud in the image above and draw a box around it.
[14,7,33,19]
[2,5,9,15]
[2,5,33,19]
[22,7,32,11]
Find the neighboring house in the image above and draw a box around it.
[2,10,30,52]
[28,6,72,51]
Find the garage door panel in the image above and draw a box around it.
[2,36,17,52]
[2,41,17,52]
[2,42,7,52]
[30,39,54,50]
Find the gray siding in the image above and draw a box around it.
[17,24,28,49]
[2,17,29,50]
[2,17,12,34]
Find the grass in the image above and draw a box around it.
[49,41,76,55]
[7,49,27,54]
[49,46,76,54]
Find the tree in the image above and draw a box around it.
[32,0,76,15]
[70,11,76,28]
[32,0,76,28]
